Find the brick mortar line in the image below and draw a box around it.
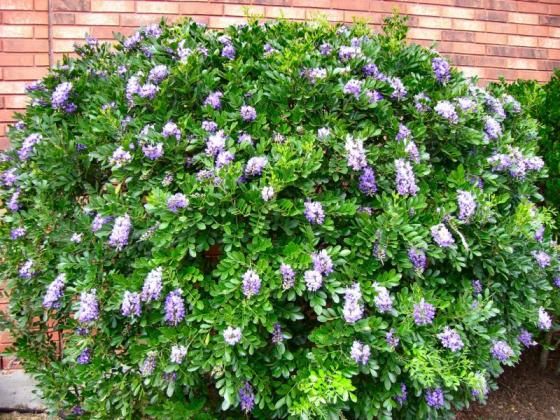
[48,0,54,67]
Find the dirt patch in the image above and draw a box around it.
[458,347,560,420]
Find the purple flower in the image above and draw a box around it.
[395,159,419,196]
[345,137,367,171]
[437,327,464,352]
[554,276,560,288]
[502,94,521,114]
[216,151,235,169]
[343,79,363,98]
[164,289,186,326]
[457,190,476,221]
[125,75,140,103]
[162,121,181,140]
[121,291,141,317]
[425,388,445,409]
[167,193,189,213]
[18,260,34,279]
[51,82,73,110]
[366,89,384,103]
[538,307,552,330]
[272,323,283,344]
[91,214,108,232]
[139,83,158,99]
[319,42,332,55]
[7,190,21,212]
[242,269,261,298]
[413,299,436,326]
[304,201,325,225]
[486,95,506,119]
[338,45,361,62]
[76,289,99,324]
[123,31,142,50]
[109,146,132,169]
[140,352,157,376]
[534,225,545,242]
[238,382,255,413]
[280,263,295,289]
[359,167,377,196]
[432,57,450,83]
[205,130,227,156]
[396,124,411,142]
[261,186,274,201]
[484,116,502,140]
[43,273,66,309]
[414,92,431,112]
[386,329,400,348]
[141,267,163,302]
[457,97,476,112]
[108,214,132,250]
[204,91,223,109]
[70,233,83,243]
[304,270,323,292]
[302,67,327,84]
[202,120,218,133]
[435,101,459,124]
[395,383,407,406]
[389,77,407,100]
[77,348,91,365]
[245,156,268,176]
[170,345,187,364]
[431,224,455,248]
[2,168,17,186]
[472,279,483,295]
[362,62,380,77]
[10,227,26,240]
[491,340,513,361]
[518,329,536,348]
[240,105,257,122]
[238,132,253,145]
[373,283,393,313]
[18,133,42,161]
[144,24,162,38]
[312,250,333,275]
[142,143,163,160]
[408,248,427,272]
[343,283,363,323]
[350,340,370,365]
[223,326,242,345]
[148,65,169,84]
[221,44,236,60]
[533,250,551,268]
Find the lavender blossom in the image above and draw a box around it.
[485,95,506,119]
[359,167,377,196]
[343,283,363,323]
[312,250,333,275]
[204,91,223,109]
[141,267,163,302]
[271,323,283,344]
[70,233,83,243]
[167,193,189,213]
[43,273,66,309]
[238,132,253,145]
[139,83,158,99]
[18,260,34,279]
[164,289,186,326]
[518,329,536,347]
[240,105,257,122]
[238,382,255,413]
[91,214,108,232]
[338,45,361,62]
[125,75,140,103]
[109,147,132,169]
[345,137,367,171]
[350,340,370,365]
[414,92,430,112]
[51,82,73,110]
[1,168,17,186]
[425,388,445,409]
[534,225,545,242]
[280,263,295,289]
[484,116,502,140]
[140,352,157,376]
[373,283,393,313]
[142,143,164,160]
[221,44,236,60]
[148,65,169,84]
[431,224,455,248]
[244,156,268,176]
[123,31,142,50]
[437,327,464,352]
[491,340,513,361]
[457,190,476,221]
[533,250,551,268]
[261,186,274,201]
[413,299,436,326]
[408,248,427,272]
[395,159,419,196]
[396,124,411,142]
[362,62,380,77]
[538,307,552,330]
[121,291,141,317]
[386,329,400,348]
[304,201,325,225]
[302,67,327,84]
[223,326,242,345]
[76,289,99,324]
[10,227,26,240]
[144,24,162,38]
[432,57,450,83]
[205,130,227,156]
[162,121,181,140]
[395,383,407,406]
[472,279,483,296]
[457,97,476,112]
[215,151,234,169]
[366,89,384,103]
[319,42,332,55]
[304,270,323,292]
[18,133,42,161]
[108,214,132,250]
[77,348,91,365]
[389,77,407,100]
[343,79,363,98]
[435,101,459,124]
[170,345,187,364]
[242,269,261,298]
[7,190,21,212]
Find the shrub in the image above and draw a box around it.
[1,16,558,418]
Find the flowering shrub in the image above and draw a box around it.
[1,16,559,418]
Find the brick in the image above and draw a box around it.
[34,53,50,66]
[518,24,548,37]
[344,10,379,24]
[0,81,27,94]
[53,39,77,53]
[91,0,134,12]
[453,18,485,31]
[506,57,539,70]
[454,0,482,7]
[507,35,538,47]
[119,13,161,27]
[475,32,507,44]
[208,16,247,29]
[3,11,48,24]
[34,26,49,38]
[475,9,508,22]
[265,6,306,19]
[539,38,560,49]
[409,28,442,41]
[415,16,453,29]
[53,12,75,24]
[53,0,90,11]
[224,4,264,16]
[0,0,34,9]
[406,4,443,16]
[441,30,474,42]
[136,1,179,14]
[0,53,34,66]
[0,25,33,38]
[440,7,475,19]
[487,45,548,59]
[306,8,344,21]
[90,25,119,39]
[438,40,485,54]
[484,0,516,11]
[518,2,548,14]
[34,0,48,10]
[0,137,10,150]
[508,12,538,25]
[3,39,48,52]
[53,25,90,38]
[540,16,560,27]
[76,12,118,25]
[332,0,369,11]
[294,0,329,7]
[537,60,560,71]
[181,2,225,15]
[253,0,290,5]
[3,67,47,80]
[486,21,517,34]
[0,331,12,344]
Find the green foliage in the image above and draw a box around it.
[0,16,558,419]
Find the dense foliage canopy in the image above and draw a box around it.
[1,16,558,419]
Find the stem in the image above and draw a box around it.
[539,331,553,370]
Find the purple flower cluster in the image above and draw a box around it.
[162,121,181,140]
[223,326,242,345]
[437,327,464,352]
[240,105,257,122]
[43,273,66,309]
[301,67,327,84]
[343,283,363,323]
[414,92,431,112]
[148,65,169,84]
[1,168,17,186]
[538,307,552,330]
[304,270,323,292]
[205,130,226,156]
[533,250,551,268]
[245,156,268,176]
[502,94,521,114]
[534,225,545,242]
[373,283,393,313]
[484,116,502,140]
[434,101,459,124]
[19,260,34,279]
[271,323,283,344]
[7,190,21,212]
[18,133,42,161]
[425,388,445,409]
[366,89,384,103]
[457,190,476,221]
[431,224,455,248]
[312,250,333,275]
[280,263,295,289]
[345,137,367,171]
[204,91,223,109]
[485,95,506,119]
[164,289,186,326]
[359,167,377,196]
[142,143,164,160]
[242,269,261,298]
[170,345,187,364]
[413,299,436,326]
[304,201,325,225]
[350,340,370,365]
[395,383,407,406]
[167,193,189,213]
[91,214,108,232]
[140,352,157,376]
[261,186,274,201]
[51,82,75,112]
[408,248,427,272]
[338,45,361,62]
[395,159,419,196]
[221,44,236,60]
[389,77,407,100]
[472,279,483,295]
[319,42,332,55]
[123,31,142,50]
[109,146,132,169]
[432,57,450,83]
[121,291,141,317]
[216,151,234,169]
[108,214,132,250]
[487,148,544,179]
[386,329,400,348]
[396,124,411,142]
[343,79,363,98]
[518,329,536,347]
[77,348,91,365]
[10,227,26,240]
[238,382,255,413]
[76,289,99,324]
[457,97,476,112]
[141,267,163,302]
[491,340,513,362]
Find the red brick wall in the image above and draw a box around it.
[0,0,559,368]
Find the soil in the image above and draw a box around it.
[458,347,560,420]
